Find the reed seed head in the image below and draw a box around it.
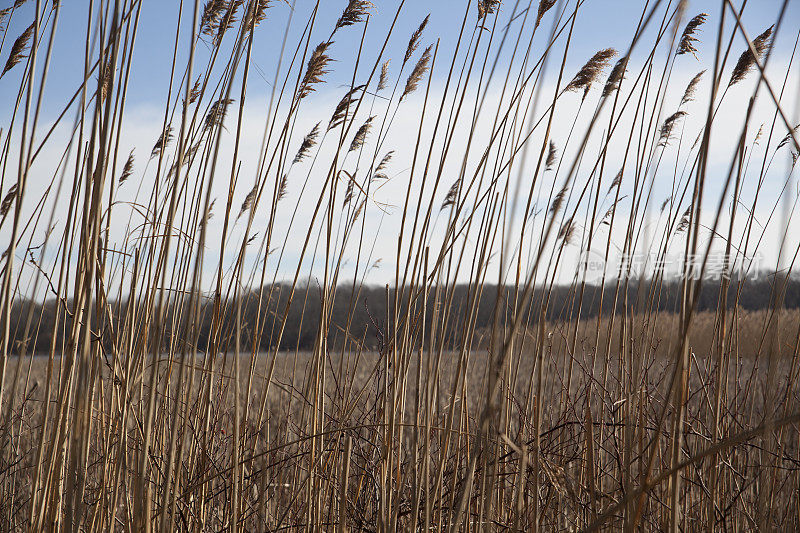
[200,0,228,37]
[658,111,687,146]
[349,116,374,152]
[728,25,773,87]
[676,13,707,58]
[215,0,243,45]
[293,122,321,164]
[299,41,333,100]
[335,1,374,31]
[608,169,622,192]
[401,45,432,101]
[199,198,216,229]
[186,77,202,107]
[565,48,617,98]
[679,70,705,107]
[404,15,429,65]
[377,60,390,91]
[0,184,18,217]
[545,141,557,171]
[119,150,134,184]
[550,183,568,214]
[203,98,235,133]
[151,126,174,159]
[238,185,257,219]
[602,56,627,98]
[2,22,35,78]
[776,124,799,152]
[0,8,11,33]
[558,218,575,244]
[277,174,288,201]
[478,0,501,19]
[243,0,270,32]
[441,179,461,209]
[329,85,365,130]
[536,0,556,28]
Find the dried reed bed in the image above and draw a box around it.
[6,309,799,530]
[1,0,800,531]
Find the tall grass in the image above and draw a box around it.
[1,0,800,530]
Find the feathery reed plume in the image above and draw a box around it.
[441,179,461,209]
[0,8,11,33]
[277,174,288,201]
[343,179,354,205]
[215,0,243,45]
[98,58,114,102]
[558,218,575,244]
[600,205,615,226]
[754,124,765,145]
[401,45,432,101]
[338,169,359,205]
[565,48,617,98]
[776,124,799,151]
[1,22,35,78]
[0,184,18,217]
[349,116,374,152]
[238,185,257,220]
[375,151,393,173]
[186,77,201,107]
[299,41,332,100]
[660,196,670,212]
[200,0,228,36]
[168,142,201,178]
[679,70,704,107]
[608,169,622,192]
[478,0,501,19]
[659,110,687,146]
[545,141,557,171]
[676,13,707,58]
[203,98,235,133]
[329,85,365,130]
[350,197,366,223]
[119,150,134,184]
[199,199,216,229]
[151,126,173,159]
[729,25,773,87]
[550,183,568,214]
[335,1,374,31]
[243,0,270,32]
[602,56,627,97]
[404,15,429,65]
[293,122,320,164]
[377,60,390,91]
[676,206,691,233]
[778,126,800,167]
[373,150,393,180]
[536,0,556,28]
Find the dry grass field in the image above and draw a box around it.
[5,309,800,530]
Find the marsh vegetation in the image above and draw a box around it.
[1,0,799,530]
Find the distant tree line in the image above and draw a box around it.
[8,273,798,355]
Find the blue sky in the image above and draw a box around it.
[1,1,799,290]
[3,1,797,115]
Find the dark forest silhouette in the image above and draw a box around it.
[11,272,797,354]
